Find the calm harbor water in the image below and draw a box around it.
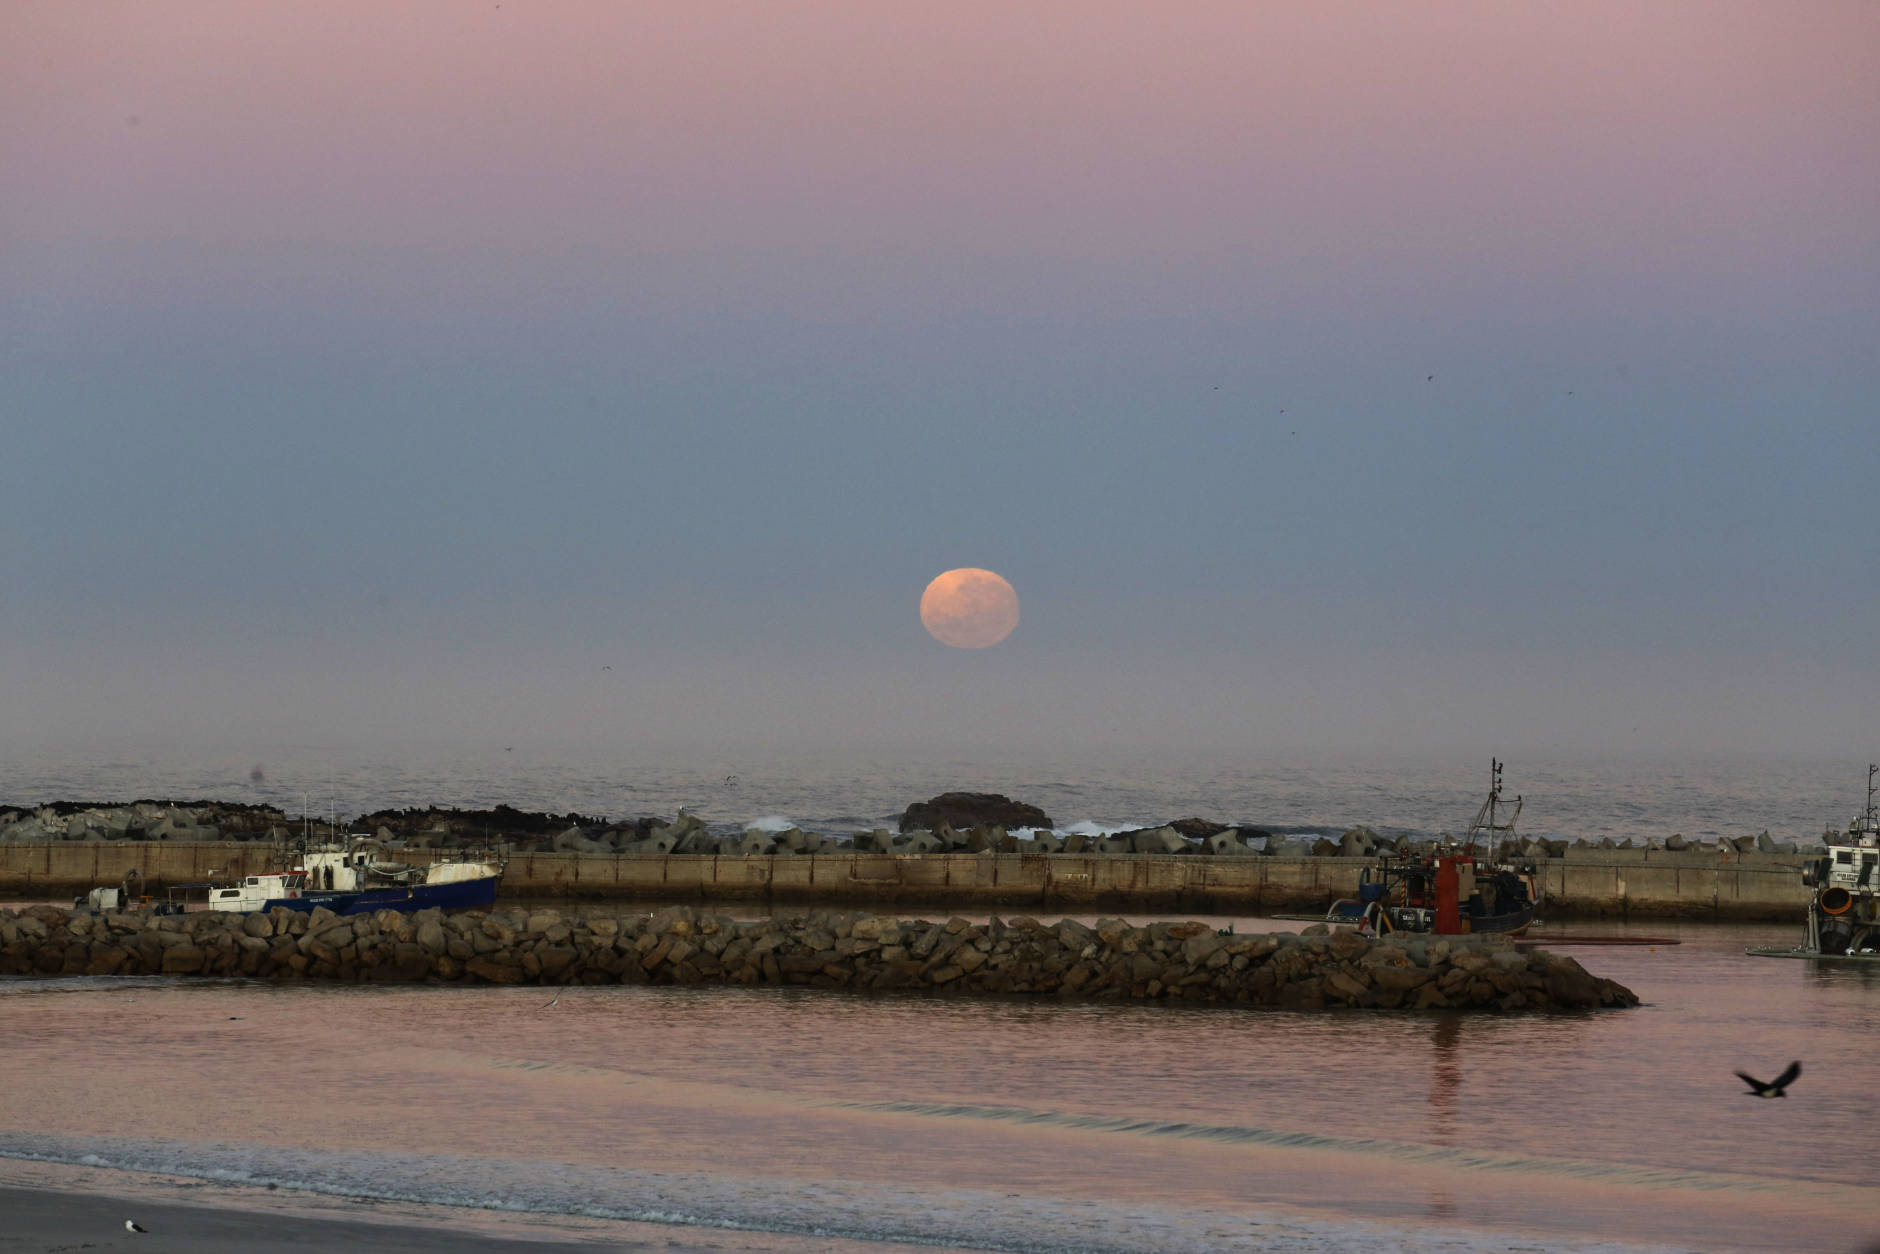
[3,747,1877,1252]
[1,918,1877,1253]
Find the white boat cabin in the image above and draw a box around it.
[1822,810,1880,896]
[205,872,308,913]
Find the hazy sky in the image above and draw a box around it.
[4,1,1877,760]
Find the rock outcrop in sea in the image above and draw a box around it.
[898,791,1054,833]
[0,902,1638,1012]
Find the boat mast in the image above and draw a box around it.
[1487,758,1500,861]
[1467,758,1521,860]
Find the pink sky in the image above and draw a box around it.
[4,2,1878,758]
[9,2,1874,296]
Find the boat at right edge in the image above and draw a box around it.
[1748,763,1880,961]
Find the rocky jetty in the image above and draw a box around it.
[0,902,1637,1012]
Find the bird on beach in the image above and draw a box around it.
[125,1219,148,1233]
[1735,1060,1801,1097]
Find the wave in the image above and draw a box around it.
[0,1133,1701,1254]
[832,1099,1864,1200]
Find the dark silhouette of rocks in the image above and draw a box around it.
[900,792,1054,834]
[355,805,610,842]
[4,901,1640,1012]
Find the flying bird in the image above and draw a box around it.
[544,996,559,1008]
[1426,374,1434,381]
[125,1219,148,1233]
[1735,1060,1801,1098]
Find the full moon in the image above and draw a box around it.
[920,568,1020,649]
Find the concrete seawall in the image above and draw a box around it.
[0,842,1812,921]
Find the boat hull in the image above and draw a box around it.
[1367,900,1536,936]
[261,875,500,916]
[1746,946,1880,962]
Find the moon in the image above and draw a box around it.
[920,568,1020,649]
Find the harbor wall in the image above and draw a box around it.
[0,842,1814,921]
[0,901,1639,1011]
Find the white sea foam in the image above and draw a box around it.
[742,814,798,832]
[1052,819,1145,838]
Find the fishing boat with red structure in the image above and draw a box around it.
[1327,760,1542,936]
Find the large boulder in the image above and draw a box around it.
[1167,816,1230,839]
[899,792,1053,834]
[652,811,708,853]
[552,826,616,855]
[895,830,945,854]
[1339,826,1381,857]
[1204,830,1252,856]
[1129,826,1189,855]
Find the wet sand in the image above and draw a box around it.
[0,1186,615,1253]
[0,1163,971,1254]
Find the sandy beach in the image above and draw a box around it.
[0,1186,617,1253]
[0,1162,960,1254]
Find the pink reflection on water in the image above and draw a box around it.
[0,917,1876,1252]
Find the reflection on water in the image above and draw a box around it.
[0,918,1876,1253]
[1425,1015,1462,1220]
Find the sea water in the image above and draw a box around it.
[0,922,1876,1253]
[2,747,1878,1252]
[0,743,1868,847]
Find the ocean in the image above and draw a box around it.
[1,743,1870,847]
[2,745,1877,1252]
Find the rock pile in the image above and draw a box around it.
[0,802,293,844]
[0,903,1637,1012]
[899,792,1055,834]
[0,798,1821,858]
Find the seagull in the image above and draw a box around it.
[125,1219,148,1233]
[601,665,611,670]
[1735,1060,1801,1098]
[544,996,559,1008]
[1426,374,1434,381]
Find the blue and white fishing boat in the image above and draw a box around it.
[202,837,505,916]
